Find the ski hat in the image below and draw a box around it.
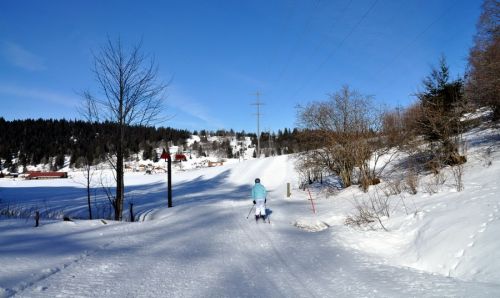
[255,178,260,183]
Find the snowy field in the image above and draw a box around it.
[1,127,500,297]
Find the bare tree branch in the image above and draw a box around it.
[81,37,168,220]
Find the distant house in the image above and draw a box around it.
[4,172,19,178]
[160,151,188,162]
[175,154,187,162]
[208,161,224,167]
[26,171,68,180]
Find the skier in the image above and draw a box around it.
[251,178,267,222]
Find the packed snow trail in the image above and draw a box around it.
[10,202,500,297]
[2,154,500,297]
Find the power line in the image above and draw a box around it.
[371,1,456,81]
[289,0,379,100]
[309,0,354,61]
[273,0,322,86]
[262,1,296,78]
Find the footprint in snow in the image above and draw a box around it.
[467,241,475,247]
[451,260,460,270]
[35,286,48,292]
[455,249,465,258]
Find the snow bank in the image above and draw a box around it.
[0,124,499,296]
[315,125,500,284]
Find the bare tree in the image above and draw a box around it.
[466,0,500,120]
[73,156,97,219]
[382,107,409,149]
[82,38,166,221]
[297,85,380,189]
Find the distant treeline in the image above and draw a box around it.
[0,118,191,171]
[0,118,304,171]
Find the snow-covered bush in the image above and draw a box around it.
[345,189,390,231]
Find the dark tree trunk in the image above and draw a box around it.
[115,120,125,221]
[83,38,166,221]
[87,170,92,220]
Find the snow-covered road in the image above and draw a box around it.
[2,150,500,297]
[4,200,499,297]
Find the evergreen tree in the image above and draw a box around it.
[416,56,466,166]
[152,148,159,162]
[55,153,65,170]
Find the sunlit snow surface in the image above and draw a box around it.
[1,126,499,297]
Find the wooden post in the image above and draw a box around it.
[287,183,291,198]
[129,203,135,222]
[35,211,40,227]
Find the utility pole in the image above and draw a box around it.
[161,142,173,208]
[251,91,264,158]
[167,144,172,208]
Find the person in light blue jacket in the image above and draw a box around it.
[252,178,267,222]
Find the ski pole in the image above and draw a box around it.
[265,203,270,224]
[246,204,255,219]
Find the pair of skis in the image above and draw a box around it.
[258,215,271,224]
[246,205,271,224]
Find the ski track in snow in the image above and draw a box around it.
[2,148,500,297]
[12,202,500,298]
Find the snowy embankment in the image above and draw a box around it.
[295,125,500,283]
[0,126,499,297]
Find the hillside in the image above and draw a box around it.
[0,118,304,175]
[0,124,499,297]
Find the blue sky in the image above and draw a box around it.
[0,0,482,133]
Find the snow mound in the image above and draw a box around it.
[293,219,329,232]
[0,287,15,298]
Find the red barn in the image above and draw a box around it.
[26,171,68,180]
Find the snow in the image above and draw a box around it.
[0,126,499,297]
[186,135,201,147]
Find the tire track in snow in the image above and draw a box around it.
[137,208,155,221]
[8,240,115,297]
[12,222,170,297]
[234,208,299,297]
[254,221,319,297]
[232,198,323,298]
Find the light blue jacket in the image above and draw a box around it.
[252,183,267,200]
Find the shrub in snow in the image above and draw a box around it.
[345,189,390,231]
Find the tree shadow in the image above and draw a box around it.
[0,169,252,220]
